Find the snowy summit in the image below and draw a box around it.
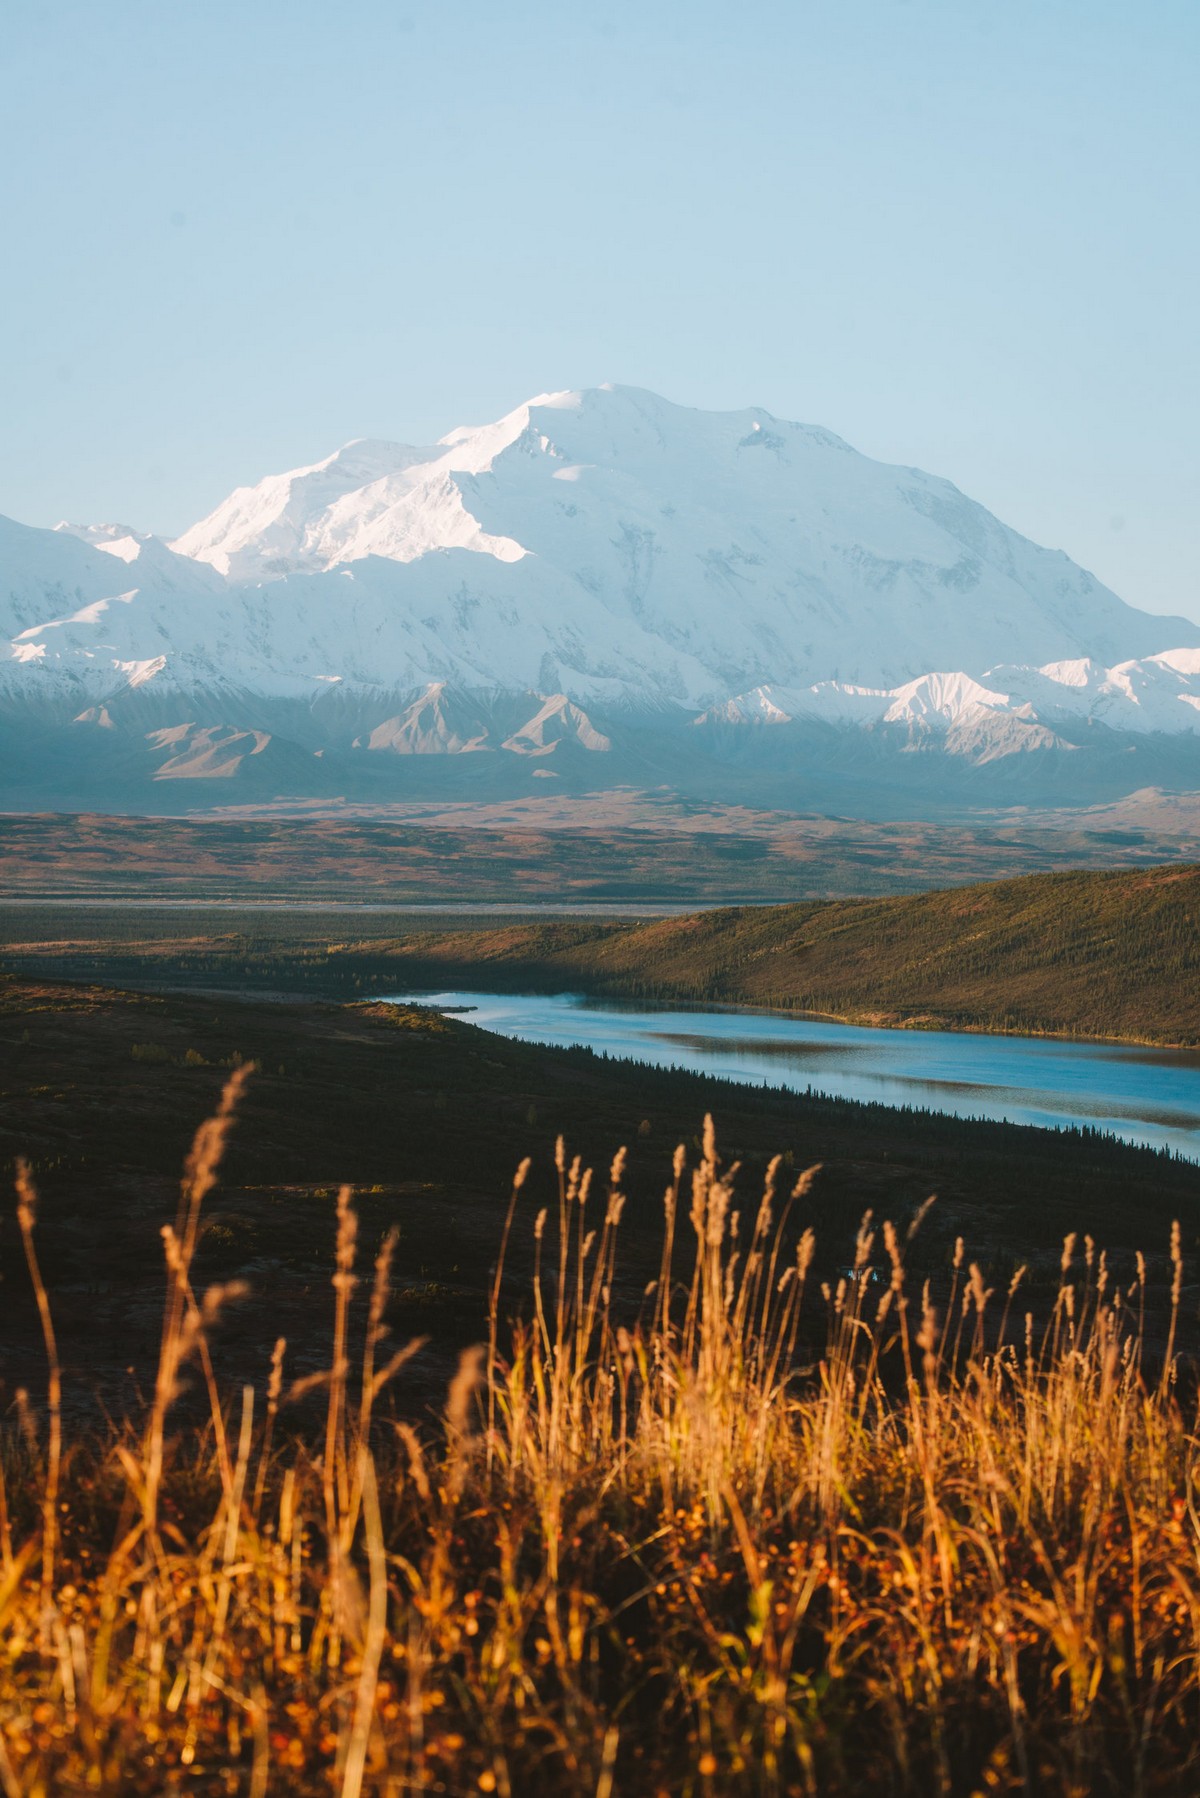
[2,385,1198,810]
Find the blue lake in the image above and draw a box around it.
[387,989,1200,1162]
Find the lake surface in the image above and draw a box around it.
[388,989,1200,1162]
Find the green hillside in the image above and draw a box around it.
[379,862,1200,1045]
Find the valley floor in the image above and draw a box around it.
[2,805,1199,905]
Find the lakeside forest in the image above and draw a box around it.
[3,860,1196,1046]
[365,862,1200,1045]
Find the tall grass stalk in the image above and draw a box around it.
[3,1087,1199,1794]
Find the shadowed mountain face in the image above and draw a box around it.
[2,386,1198,816]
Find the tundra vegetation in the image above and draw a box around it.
[1,810,1198,908]
[327,862,1200,1048]
[5,862,1194,1045]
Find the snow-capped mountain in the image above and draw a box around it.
[705,650,1200,739]
[2,385,1198,813]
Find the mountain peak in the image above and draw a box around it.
[167,386,876,585]
[169,435,434,578]
[4,385,1199,819]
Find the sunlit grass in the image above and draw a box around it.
[2,1074,1198,1795]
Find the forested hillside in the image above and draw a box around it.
[380,863,1200,1044]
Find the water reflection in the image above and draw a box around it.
[385,990,1200,1161]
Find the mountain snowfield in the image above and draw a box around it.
[2,384,1199,812]
[706,651,1200,739]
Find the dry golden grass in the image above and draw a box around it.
[2,1075,1199,1795]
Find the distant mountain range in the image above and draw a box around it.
[3,385,1198,816]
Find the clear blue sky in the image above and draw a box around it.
[2,0,1197,620]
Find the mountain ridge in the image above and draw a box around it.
[3,385,1199,813]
